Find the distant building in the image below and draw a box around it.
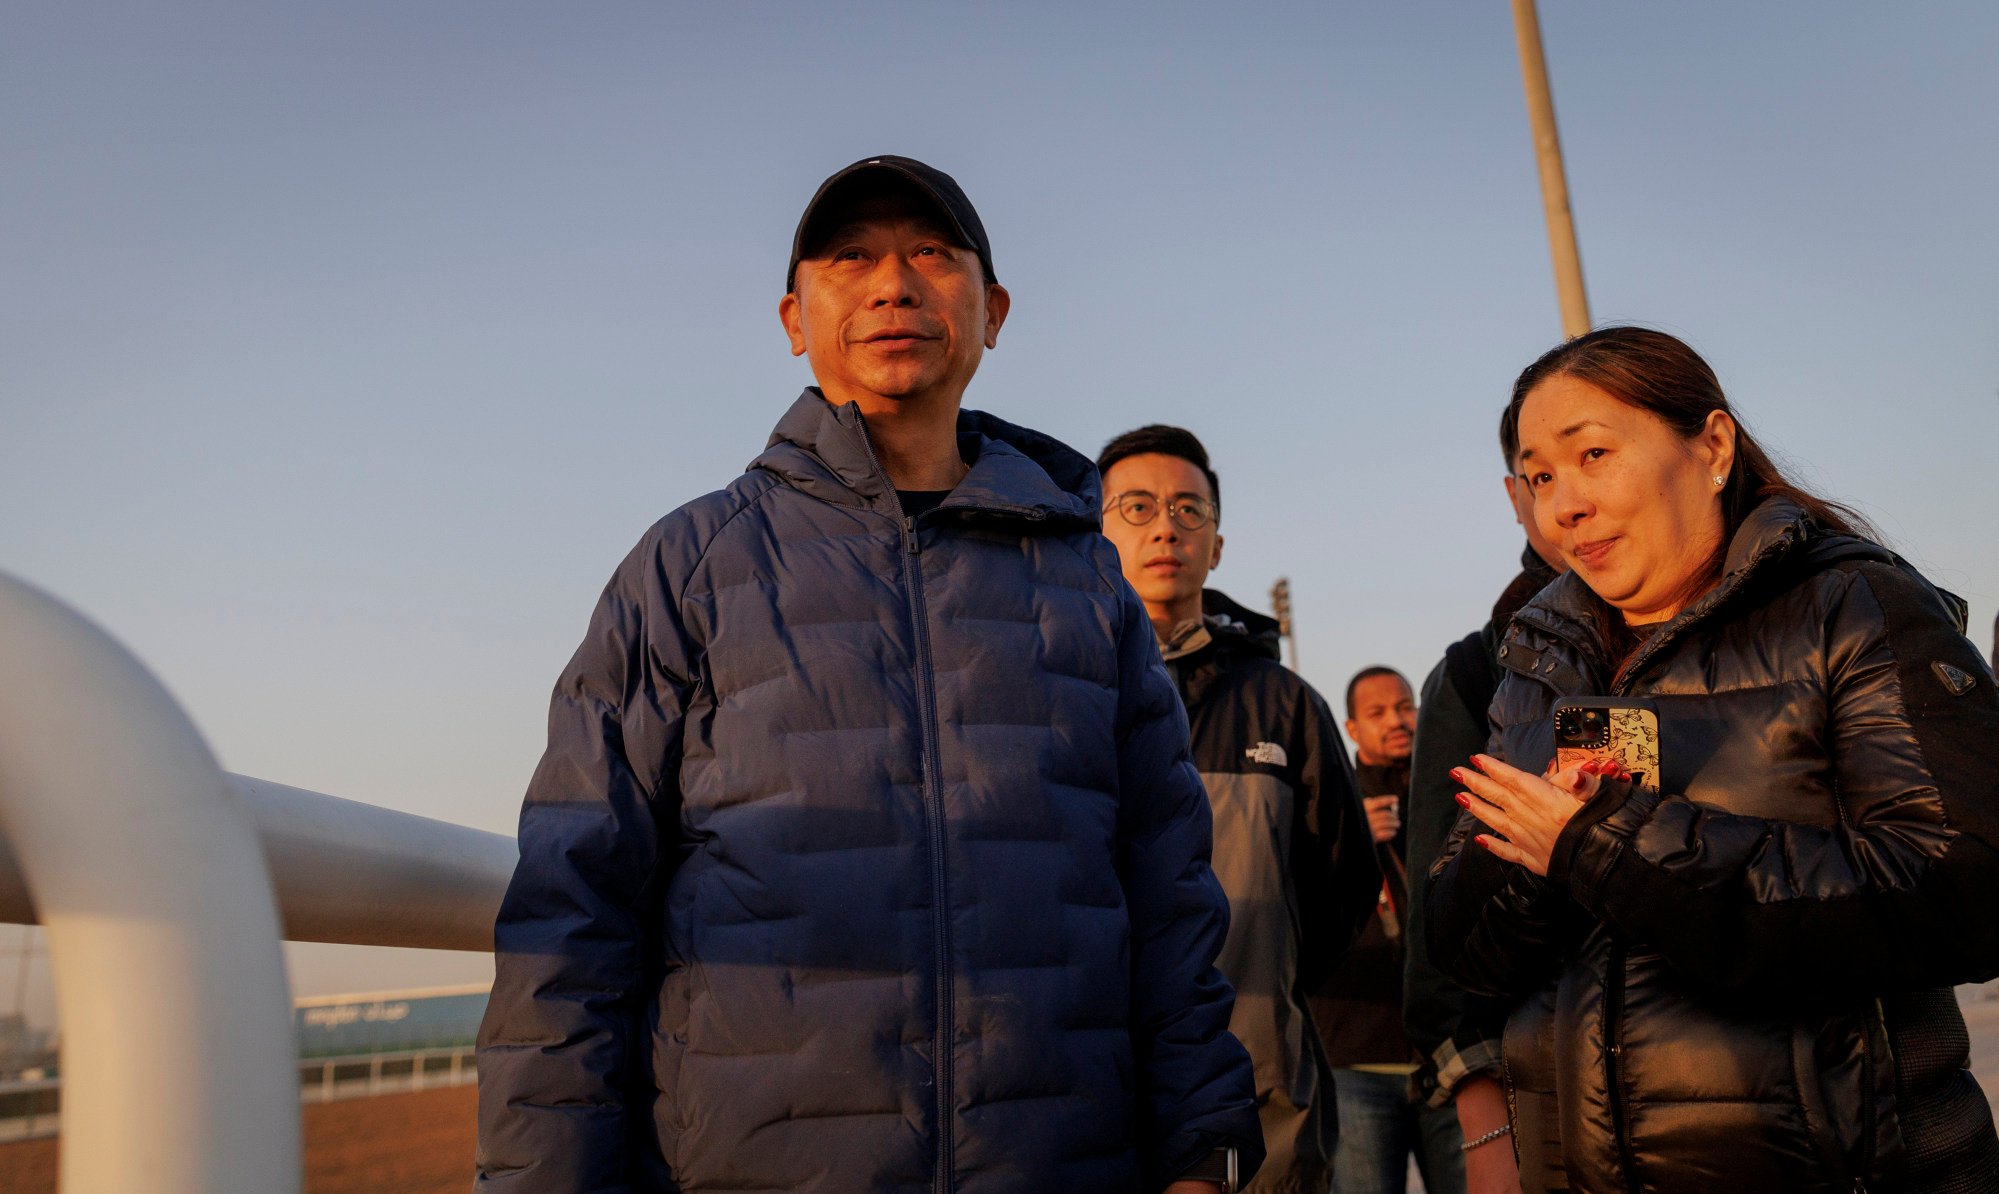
[0,1014,54,1081]
[292,983,488,1058]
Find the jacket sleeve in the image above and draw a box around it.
[1403,649,1505,1107]
[1110,583,1266,1191]
[1290,676,1381,992]
[1425,681,1583,1002]
[475,531,691,1192]
[1546,562,1999,994]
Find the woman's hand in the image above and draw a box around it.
[1454,754,1620,876]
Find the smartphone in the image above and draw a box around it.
[1552,698,1661,792]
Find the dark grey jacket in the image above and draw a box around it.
[1430,500,1999,1192]
[1403,549,1558,1107]
[476,391,1263,1193]
[1166,591,1380,1193]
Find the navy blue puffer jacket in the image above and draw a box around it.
[476,390,1263,1193]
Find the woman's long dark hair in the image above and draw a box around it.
[1502,327,1875,660]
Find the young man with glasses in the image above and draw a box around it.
[1097,425,1381,1193]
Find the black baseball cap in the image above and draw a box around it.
[787,155,996,291]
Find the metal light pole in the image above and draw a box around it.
[1510,0,1592,339]
[1269,577,1298,671]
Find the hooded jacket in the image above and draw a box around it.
[476,391,1263,1193]
[1429,500,1999,1192]
[1163,590,1380,1193]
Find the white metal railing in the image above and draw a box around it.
[297,1044,480,1104]
[0,1075,60,1143]
[0,571,515,1193]
[0,1044,485,1146]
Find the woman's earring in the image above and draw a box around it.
[1713,475,1726,485]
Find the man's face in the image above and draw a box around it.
[1345,673,1416,766]
[1504,471,1567,572]
[1099,453,1223,621]
[779,192,1009,415]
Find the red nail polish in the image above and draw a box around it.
[1455,792,1470,809]
[1449,768,1465,783]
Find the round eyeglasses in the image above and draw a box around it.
[1104,491,1217,531]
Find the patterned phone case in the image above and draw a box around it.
[1553,699,1662,792]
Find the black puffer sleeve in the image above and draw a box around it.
[1548,562,1999,994]
[1405,645,1508,1105]
[1428,821,1575,1000]
[1425,677,1580,1001]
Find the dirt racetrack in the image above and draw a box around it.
[0,1083,477,1194]
[3,999,1998,1193]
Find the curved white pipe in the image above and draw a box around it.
[0,572,300,1194]
[232,776,515,952]
[0,779,516,951]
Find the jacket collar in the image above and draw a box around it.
[750,388,1100,529]
[1719,496,1813,578]
[1170,589,1285,708]
[1504,498,1817,689]
[1199,589,1284,662]
[1158,590,1283,664]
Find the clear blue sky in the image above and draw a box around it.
[4,2,1996,1025]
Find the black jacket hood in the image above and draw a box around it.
[1199,589,1283,663]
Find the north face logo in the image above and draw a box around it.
[1245,742,1288,767]
[1934,660,1978,696]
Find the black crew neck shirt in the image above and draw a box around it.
[897,490,952,520]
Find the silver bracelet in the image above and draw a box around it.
[1460,1122,1513,1152]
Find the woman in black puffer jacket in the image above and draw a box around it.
[1429,327,1999,1193]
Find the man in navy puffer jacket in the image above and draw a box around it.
[474,156,1264,1193]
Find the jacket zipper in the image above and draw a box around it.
[849,411,955,1194]
[1600,561,1704,1191]
[1602,941,1642,1193]
[1602,647,1650,1192]
[899,509,954,1194]
[1856,1000,1880,1191]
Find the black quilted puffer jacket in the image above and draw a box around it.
[1429,500,1999,1193]
[477,390,1262,1193]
